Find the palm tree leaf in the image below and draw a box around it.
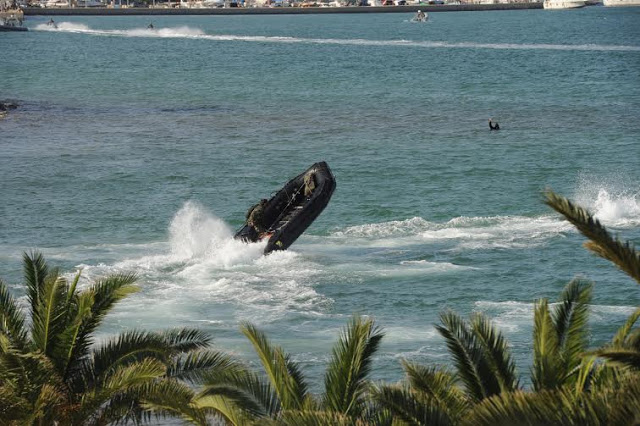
[195,393,257,426]
[102,357,166,392]
[278,409,360,426]
[371,384,452,426]
[79,330,172,393]
[572,356,598,396]
[159,328,213,353]
[241,322,307,411]
[86,273,138,333]
[436,311,499,401]
[30,274,68,358]
[470,313,520,393]
[167,349,245,384]
[595,348,640,370]
[401,361,469,416]
[59,291,94,381]
[0,279,28,351]
[136,380,208,426]
[23,251,49,314]
[611,308,640,348]
[461,387,609,426]
[322,315,384,417]
[199,365,281,418]
[607,376,640,425]
[532,299,563,391]
[544,190,640,285]
[552,279,592,374]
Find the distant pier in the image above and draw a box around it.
[22,3,542,15]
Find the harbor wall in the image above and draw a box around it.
[22,3,542,15]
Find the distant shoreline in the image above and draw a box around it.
[22,3,541,15]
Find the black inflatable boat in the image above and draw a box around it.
[235,162,336,254]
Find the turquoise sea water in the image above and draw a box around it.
[2,7,640,388]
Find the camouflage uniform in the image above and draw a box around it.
[304,171,316,198]
[247,199,267,233]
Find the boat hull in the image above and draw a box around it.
[235,161,336,254]
[543,0,585,8]
[603,0,640,6]
[0,25,28,31]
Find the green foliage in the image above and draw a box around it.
[0,251,238,425]
[544,190,640,285]
[322,315,384,417]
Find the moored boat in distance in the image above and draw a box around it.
[543,0,585,8]
[235,161,336,255]
[603,0,640,6]
[0,16,27,31]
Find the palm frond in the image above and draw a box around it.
[611,308,640,348]
[461,387,610,426]
[195,393,258,426]
[322,315,384,417]
[30,274,69,358]
[595,348,640,370]
[86,273,138,331]
[436,311,499,401]
[79,330,171,393]
[544,190,640,285]
[241,322,307,411]
[401,361,469,415]
[470,313,520,392]
[532,299,563,391]
[0,279,28,351]
[167,349,246,384]
[23,251,49,314]
[370,384,453,426]
[278,409,360,426]
[607,376,640,425]
[102,357,166,392]
[199,364,281,418]
[572,356,598,396]
[159,328,213,353]
[552,279,592,374]
[59,291,94,381]
[136,380,208,426]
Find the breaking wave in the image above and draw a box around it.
[574,175,640,228]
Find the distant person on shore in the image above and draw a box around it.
[489,119,500,131]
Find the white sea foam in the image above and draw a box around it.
[331,214,571,251]
[34,23,205,38]
[33,23,640,52]
[73,201,332,325]
[573,177,640,228]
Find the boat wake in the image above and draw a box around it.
[34,22,205,37]
[33,22,640,52]
[73,201,332,327]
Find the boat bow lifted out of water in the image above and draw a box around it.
[235,161,336,255]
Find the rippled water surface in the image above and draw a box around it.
[2,7,640,387]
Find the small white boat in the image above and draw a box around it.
[77,0,104,6]
[603,0,640,6]
[543,0,585,8]
[44,0,70,7]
